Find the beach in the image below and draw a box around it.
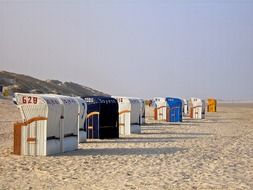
[0,98,252,190]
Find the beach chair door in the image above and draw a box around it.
[158,108,163,121]
[176,107,180,122]
[25,122,38,156]
[190,107,193,119]
[157,106,167,121]
[14,124,22,155]
[166,108,169,122]
[195,107,201,119]
[14,117,47,156]
[154,108,158,120]
[167,108,170,122]
[119,110,131,135]
[170,108,175,122]
[195,107,198,118]
[86,112,100,139]
[119,113,125,135]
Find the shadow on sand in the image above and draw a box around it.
[141,126,170,130]
[56,147,186,157]
[144,122,200,126]
[144,123,174,126]
[182,118,229,124]
[85,138,175,144]
[145,116,228,126]
[140,131,212,136]
[82,132,210,144]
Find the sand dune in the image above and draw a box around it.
[0,71,109,96]
[0,99,252,189]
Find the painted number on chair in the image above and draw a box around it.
[22,96,38,104]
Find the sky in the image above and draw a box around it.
[0,0,253,100]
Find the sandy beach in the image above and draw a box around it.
[0,98,252,190]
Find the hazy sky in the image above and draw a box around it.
[0,0,253,100]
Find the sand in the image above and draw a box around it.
[0,99,253,190]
